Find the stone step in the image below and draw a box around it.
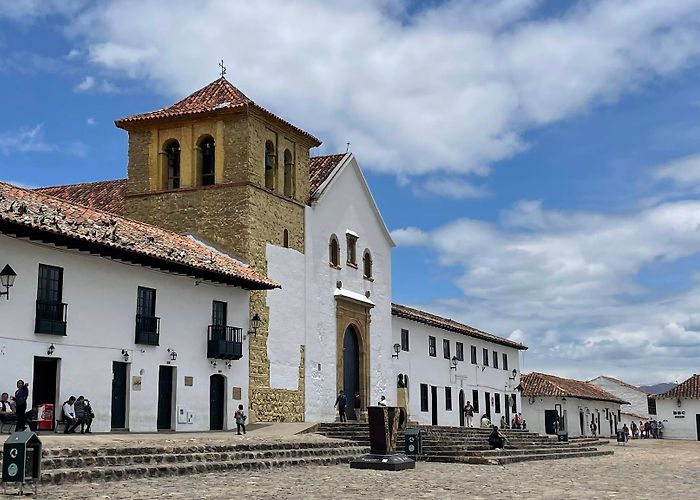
[42,451,366,485]
[422,446,601,457]
[40,446,368,471]
[425,449,614,465]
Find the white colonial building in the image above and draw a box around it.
[589,375,652,430]
[392,304,526,427]
[0,181,275,433]
[521,372,627,437]
[654,374,700,440]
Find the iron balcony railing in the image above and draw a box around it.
[135,314,160,346]
[35,300,67,335]
[207,325,243,360]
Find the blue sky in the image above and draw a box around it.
[3,0,700,384]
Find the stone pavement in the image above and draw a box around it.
[28,438,700,499]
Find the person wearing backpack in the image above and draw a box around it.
[235,404,247,435]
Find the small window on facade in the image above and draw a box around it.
[362,249,373,279]
[401,329,409,351]
[456,342,464,361]
[445,387,452,411]
[163,139,181,189]
[36,264,65,332]
[212,300,227,326]
[482,348,489,366]
[502,353,508,371]
[470,345,477,364]
[283,149,294,197]
[647,398,657,415]
[265,140,276,189]
[493,351,499,369]
[472,390,480,413]
[420,384,429,412]
[443,339,450,360]
[283,229,289,248]
[346,234,358,266]
[495,393,501,414]
[428,336,436,357]
[199,135,215,186]
[329,235,340,267]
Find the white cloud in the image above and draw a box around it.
[86,117,96,126]
[414,177,489,200]
[74,75,120,93]
[0,124,55,155]
[652,152,700,188]
[43,0,700,178]
[68,141,88,158]
[395,195,700,383]
[74,76,95,92]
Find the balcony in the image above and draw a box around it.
[135,314,160,346]
[35,300,67,335]
[207,325,243,360]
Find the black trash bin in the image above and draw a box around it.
[557,431,568,442]
[404,428,422,456]
[2,431,41,493]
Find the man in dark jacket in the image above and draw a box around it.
[334,391,347,422]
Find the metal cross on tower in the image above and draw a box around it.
[219,59,227,79]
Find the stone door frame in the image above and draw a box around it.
[335,295,373,414]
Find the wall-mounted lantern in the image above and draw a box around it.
[508,368,518,380]
[47,343,55,356]
[167,348,178,362]
[121,349,130,362]
[0,264,17,300]
[392,343,401,359]
[210,360,217,368]
[249,313,261,337]
[451,356,458,371]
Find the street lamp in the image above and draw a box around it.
[392,343,401,359]
[121,349,130,362]
[508,369,518,380]
[47,344,55,356]
[167,348,178,362]
[451,356,458,370]
[249,313,261,336]
[0,264,17,300]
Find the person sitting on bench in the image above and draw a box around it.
[0,393,16,423]
[61,396,80,434]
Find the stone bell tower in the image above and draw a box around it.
[115,76,321,421]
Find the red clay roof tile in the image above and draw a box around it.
[656,374,700,399]
[115,77,321,145]
[1,181,277,289]
[521,372,629,404]
[35,179,127,215]
[309,153,347,197]
[391,302,528,350]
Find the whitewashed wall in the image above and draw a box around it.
[522,396,622,437]
[656,398,700,440]
[392,316,522,427]
[266,245,306,390]
[0,234,250,433]
[589,377,649,419]
[304,156,394,421]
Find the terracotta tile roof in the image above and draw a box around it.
[656,374,700,399]
[0,181,277,290]
[391,303,528,350]
[115,77,321,145]
[35,179,127,215]
[309,153,348,197]
[520,372,629,404]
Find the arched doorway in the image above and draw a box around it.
[459,389,465,426]
[343,326,360,420]
[209,374,225,430]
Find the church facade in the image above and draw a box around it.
[30,76,525,426]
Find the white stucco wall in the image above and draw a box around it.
[266,245,306,390]
[522,396,622,437]
[304,157,393,421]
[589,377,649,419]
[392,316,522,427]
[656,398,700,440]
[0,234,250,433]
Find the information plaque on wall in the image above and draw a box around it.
[232,387,242,400]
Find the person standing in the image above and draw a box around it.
[235,404,247,435]
[590,420,597,438]
[353,392,362,421]
[334,390,347,422]
[13,380,28,432]
[464,401,474,428]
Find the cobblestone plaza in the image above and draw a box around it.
[34,439,700,499]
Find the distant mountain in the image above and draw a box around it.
[640,382,677,394]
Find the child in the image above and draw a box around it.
[235,404,247,435]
